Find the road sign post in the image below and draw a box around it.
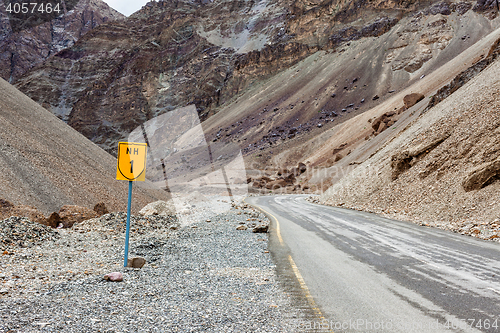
[116,142,148,267]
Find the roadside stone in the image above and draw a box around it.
[403,93,425,109]
[252,224,269,233]
[103,272,123,282]
[127,257,146,269]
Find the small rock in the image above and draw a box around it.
[103,272,123,282]
[206,219,211,222]
[0,288,8,294]
[127,257,146,269]
[236,225,248,231]
[253,224,269,233]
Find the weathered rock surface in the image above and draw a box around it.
[0,0,124,83]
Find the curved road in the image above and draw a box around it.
[246,195,500,333]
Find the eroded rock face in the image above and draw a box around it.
[0,0,124,83]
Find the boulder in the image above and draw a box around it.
[290,167,300,176]
[377,122,388,133]
[403,93,425,109]
[58,205,98,228]
[236,225,248,230]
[265,179,287,189]
[283,173,296,184]
[139,200,176,216]
[9,205,46,225]
[0,199,13,210]
[252,181,264,188]
[463,160,500,192]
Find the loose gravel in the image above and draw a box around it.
[0,217,60,252]
[0,200,306,332]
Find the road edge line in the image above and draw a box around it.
[243,197,334,332]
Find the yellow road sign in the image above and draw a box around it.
[116,142,148,181]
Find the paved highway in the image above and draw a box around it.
[245,195,500,333]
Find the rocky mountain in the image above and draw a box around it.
[0,0,124,83]
[7,0,500,198]
[319,45,500,235]
[0,77,169,215]
[14,0,499,158]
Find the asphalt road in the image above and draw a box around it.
[245,195,500,333]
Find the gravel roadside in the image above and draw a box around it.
[0,199,307,332]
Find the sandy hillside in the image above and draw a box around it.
[0,78,168,215]
[319,50,500,229]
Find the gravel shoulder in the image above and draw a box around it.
[0,198,306,332]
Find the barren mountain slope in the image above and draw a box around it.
[201,6,499,169]
[0,78,168,215]
[291,21,500,191]
[14,0,499,159]
[0,0,124,83]
[319,54,500,229]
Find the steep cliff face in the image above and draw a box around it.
[0,0,124,83]
[13,0,500,159]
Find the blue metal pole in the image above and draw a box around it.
[123,180,133,267]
